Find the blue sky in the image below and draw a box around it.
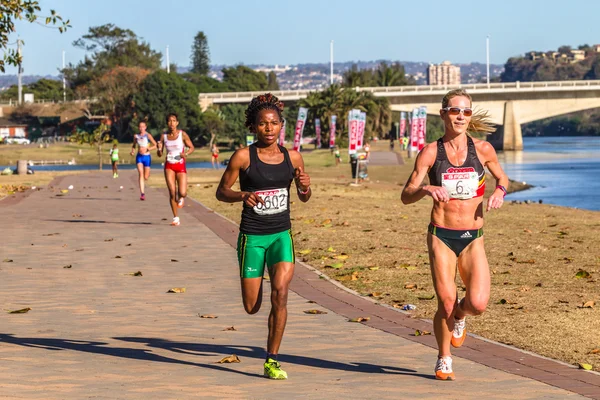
[4,0,600,76]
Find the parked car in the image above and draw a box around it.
[5,136,31,145]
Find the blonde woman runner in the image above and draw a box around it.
[401,89,508,380]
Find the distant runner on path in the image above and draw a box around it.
[130,121,157,200]
[401,89,508,381]
[156,113,194,226]
[216,93,312,380]
[109,143,119,178]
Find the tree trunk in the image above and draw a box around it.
[208,131,216,150]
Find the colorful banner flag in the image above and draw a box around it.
[417,106,427,151]
[279,119,286,146]
[399,111,407,139]
[410,108,419,152]
[315,118,321,149]
[329,115,337,148]
[357,112,366,149]
[348,109,361,155]
[293,107,308,151]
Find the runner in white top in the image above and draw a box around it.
[130,121,157,200]
[156,113,194,226]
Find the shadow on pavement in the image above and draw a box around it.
[44,219,153,225]
[0,333,260,378]
[0,334,433,380]
[116,337,433,379]
[49,197,123,201]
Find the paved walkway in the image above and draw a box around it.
[1,171,599,399]
[367,150,404,166]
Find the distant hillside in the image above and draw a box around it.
[0,75,60,90]
[4,60,504,93]
[500,45,600,82]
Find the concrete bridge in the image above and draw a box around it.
[199,80,600,150]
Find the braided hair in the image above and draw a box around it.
[244,93,285,131]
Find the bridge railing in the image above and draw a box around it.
[199,80,600,102]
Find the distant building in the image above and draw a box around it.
[570,50,586,62]
[254,64,292,73]
[0,117,28,139]
[427,61,461,85]
[526,48,587,64]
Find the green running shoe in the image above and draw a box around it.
[264,358,288,380]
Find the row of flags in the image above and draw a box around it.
[402,107,427,153]
[285,106,427,153]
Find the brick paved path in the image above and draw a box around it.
[0,171,598,399]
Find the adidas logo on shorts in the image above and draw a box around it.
[460,231,472,239]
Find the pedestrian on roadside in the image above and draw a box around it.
[156,113,195,226]
[334,146,341,166]
[216,93,312,380]
[401,88,508,381]
[130,121,157,200]
[109,143,119,178]
[211,143,220,169]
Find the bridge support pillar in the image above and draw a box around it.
[199,97,213,112]
[502,101,523,151]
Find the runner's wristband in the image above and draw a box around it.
[298,186,310,195]
[496,185,507,197]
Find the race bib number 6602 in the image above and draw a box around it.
[253,188,288,215]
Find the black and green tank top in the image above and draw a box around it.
[239,144,295,234]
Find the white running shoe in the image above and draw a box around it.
[451,317,466,348]
[435,356,455,381]
[177,197,185,208]
[171,217,180,226]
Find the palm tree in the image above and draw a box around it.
[375,62,404,87]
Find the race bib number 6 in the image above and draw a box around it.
[441,171,479,200]
[253,188,288,215]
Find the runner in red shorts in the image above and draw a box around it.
[156,113,195,226]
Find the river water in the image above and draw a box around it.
[3,137,599,211]
[498,136,600,211]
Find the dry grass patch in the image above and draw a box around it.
[0,171,83,199]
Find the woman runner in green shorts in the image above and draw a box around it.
[216,93,311,380]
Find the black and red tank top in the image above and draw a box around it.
[427,136,485,200]
[239,144,295,234]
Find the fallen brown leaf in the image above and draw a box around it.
[167,288,186,293]
[218,355,241,363]
[579,301,595,309]
[8,307,31,314]
[414,330,432,336]
[223,326,237,331]
[304,309,328,314]
[199,314,218,318]
[348,317,370,323]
